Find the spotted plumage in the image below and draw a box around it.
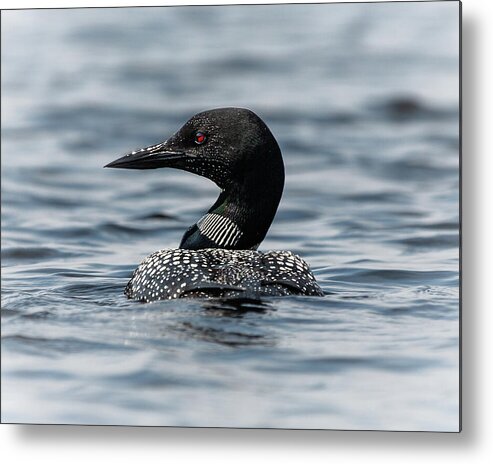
[106,107,324,302]
[125,248,323,302]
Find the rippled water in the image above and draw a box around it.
[1,3,460,430]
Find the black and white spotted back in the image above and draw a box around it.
[125,248,324,302]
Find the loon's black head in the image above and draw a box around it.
[106,107,284,192]
[106,107,285,250]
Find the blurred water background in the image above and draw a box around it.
[1,2,460,430]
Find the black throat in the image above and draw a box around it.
[180,146,285,251]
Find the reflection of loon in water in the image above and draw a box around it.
[106,107,323,302]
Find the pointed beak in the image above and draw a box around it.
[105,142,190,170]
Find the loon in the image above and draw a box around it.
[106,107,323,302]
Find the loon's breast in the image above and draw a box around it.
[125,248,323,302]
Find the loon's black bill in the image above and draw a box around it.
[105,148,187,170]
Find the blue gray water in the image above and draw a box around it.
[1,3,460,431]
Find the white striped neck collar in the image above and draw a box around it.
[196,213,243,249]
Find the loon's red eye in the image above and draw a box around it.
[195,132,206,145]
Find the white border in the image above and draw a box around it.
[2,0,492,463]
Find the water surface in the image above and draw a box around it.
[1,3,459,430]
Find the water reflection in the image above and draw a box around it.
[201,297,273,316]
[170,298,276,347]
